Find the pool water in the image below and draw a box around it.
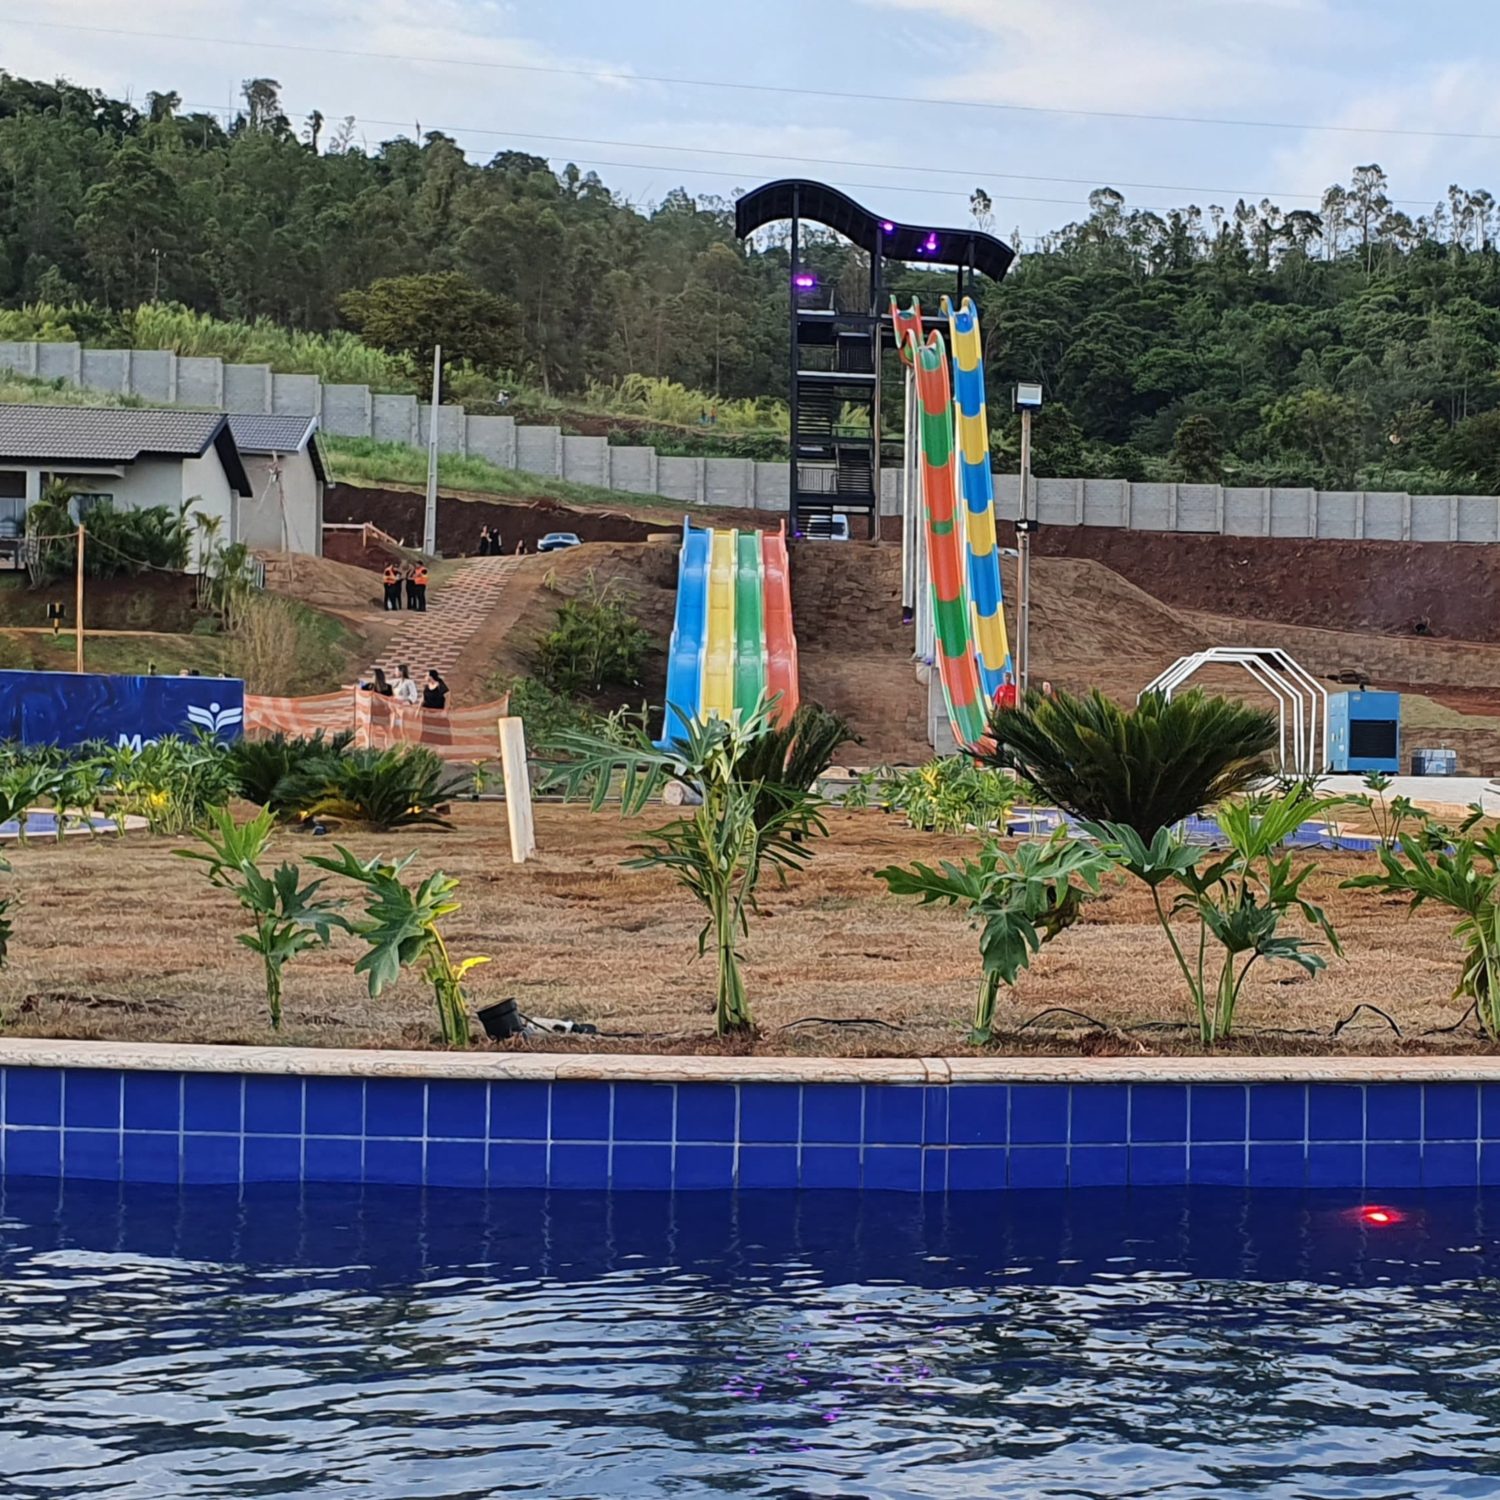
[3,1183,1499,1498]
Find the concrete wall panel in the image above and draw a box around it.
[705,458,753,509]
[128,350,175,403]
[608,445,657,495]
[1270,488,1314,537]
[1129,483,1171,530]
[657,457,704,505]
[36,342,81,383]
[514,424,562,475]
[1316,492,1358,539]
[271,373,321,416]
[322,385,373,438]
[562,435,609,488]
[1458,495,1500,543]
[1362,490,1405,541]
[176,357,223,407]
[223,364,271,414]
[371,394,418,446]
[465,414,515,467]
[80,349,129,394]
[1223,488,1268,536]
[753,462,789,511]
[1409,494,1452,543]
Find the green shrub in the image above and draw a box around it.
[228,731,353,814]
[302,746,463,831]
[877,758,1021,834]
[532,575,649,696]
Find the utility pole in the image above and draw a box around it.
[1012,383,1043,694]
[74,523,85,674]
[423,344,442,556]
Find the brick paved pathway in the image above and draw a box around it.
[376,556,519,683]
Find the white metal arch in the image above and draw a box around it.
[1139,648,1328,774]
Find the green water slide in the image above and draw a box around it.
[733,529,768,710]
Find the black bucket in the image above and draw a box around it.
[478,998,525,1040]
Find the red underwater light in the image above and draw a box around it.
[1354,1205,1403,1226]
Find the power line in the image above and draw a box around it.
[17,14,1500,144]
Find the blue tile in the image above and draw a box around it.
[487,1143,548,1189]
[364,1139,422,1185]
[1189,1145,1246,1186]
[612,1084,674,1143]
[1423,1142,1479,1189]
[64,1130,120,1181]
[801,1086,862,1144]
[305,1078,365,1136]
[1366,1142,1423,1188]
[921,1148,949,1193]
[1482,1086,1500,1141]
[1308,1086,1364,1142]
[124,1073,182,1132]
[864,1147,922,1191]
[1249,1144,1306,1187]
[1131,1086,1188,1144]
[426,1081,487,1140]
[550,1143,609,1188]
[1010,1086,1068,1144]
[1306,1144,1364,1188]
[243,1136,302,1183]
[612,1145,672,1190]
[676,1084,736,1143]
[490,1081,549,1141]
[1424,1085,1479,1142]
[244,1076,302,1136]
[183,1074,242,1133]
[947,1147,1007,1190]
[1249,1085,1305,1143]
[1071,1146,1129,1187]
[801,1145,861,1188]
[364,1079,425,1139]
[739,1085,800,1144]
[1010,1147,1068,1188]
[864,1087,924,1146]
[924,1087,949,1146]
[674,1144,734,1189]
[949,1086,1007,1145]
[1482,1144,1500,1187]
[1070,1086,1127,1144]
[426,1141,486,1189]
[550,1084,611,1142]
[1130,1144,1188,1187]
[64,1070,121,1129]
[7,1069,60,1126]
[304,1136,363,1183]
[1366,1085,1421,1142]
[6,1128,60,1178]
[1190,1086,1247,1143]
[737,1145,799,1188]
[123,1131,180,1184]
[182,1134,240,1185]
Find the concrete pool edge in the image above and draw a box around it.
[1,1036,1499,1084]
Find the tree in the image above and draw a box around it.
[77,143,183,305]
[240,78,288,136]
[340,272,518,390]
[1172,413,1225,482]
[1262,388,1364,485]
[970,187,995,233]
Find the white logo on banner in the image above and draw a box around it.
[185,701,244,735]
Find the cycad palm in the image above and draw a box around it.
[983,688,1277,837]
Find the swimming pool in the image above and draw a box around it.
[3,1180,1498,1497]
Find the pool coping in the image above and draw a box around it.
[2,1037,1499,1084]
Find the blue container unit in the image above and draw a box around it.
[1327,690,1400,774]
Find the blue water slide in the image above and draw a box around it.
[659,518,712,744]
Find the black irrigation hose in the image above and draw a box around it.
[1423,1001,1482,1037]
[776,1015,904,1032]
[1332,1003,1402,1038]
[1016,1006,1115,1033]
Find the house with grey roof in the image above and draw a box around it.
[226,414,326,557]
[0,405,253,570]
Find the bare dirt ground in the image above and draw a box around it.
[1,803,1486,1059]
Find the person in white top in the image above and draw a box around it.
[393,664,420,705]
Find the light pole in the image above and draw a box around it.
[1012,382,1043,694]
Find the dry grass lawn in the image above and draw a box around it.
[0,803,1485,1058]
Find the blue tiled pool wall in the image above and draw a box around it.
[2,1069,1499,1191]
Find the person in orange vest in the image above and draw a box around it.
[412,562,429,612]
[382,563,401,611]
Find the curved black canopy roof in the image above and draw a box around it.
[735,178,1015,281]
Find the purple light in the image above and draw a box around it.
[881,220,895,233]
[923,232,940,253]
[792,272,817,289]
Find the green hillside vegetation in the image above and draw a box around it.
[6,73,1500,491]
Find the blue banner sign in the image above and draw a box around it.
[0,670,245,749]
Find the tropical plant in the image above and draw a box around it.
[1,761,64,844]
[877,830,1110,1041]
[176,805,347,1030]
[1343,770,1431,849]
[104,734,236,835]
[728,703,854,828]
[300,746,462,831]
[1344,819,1500,1037]
[984,688,1279,838]
[532,574,650,696]
[543,702,833,1034]
[877,758,1022,835]
[227,730,353,814]
[1086,789,1343,1044]
[308,846,487,1046]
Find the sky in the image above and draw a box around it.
[8,0,1500,251]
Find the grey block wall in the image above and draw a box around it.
[323,385,372,438]
[224,364,271,413]
[608,444,656,495]
[372,395,418,446]
[658,457,704,505]
[36,342,80,382]
[80,349,128,393]
[177,357,223,406]
[562,435,608,487]
[467,414,516,468]
[272,373,321,416]
[417,404,466,456]
[515,424,562,477]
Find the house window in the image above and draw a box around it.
[71,493,113,519]
[0,473,24,500]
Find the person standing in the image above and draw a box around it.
[361,666,393,696]
[413,561,429,612]
[422,670,449,710]
[394,664,420,706]
[382,563,400,611]
[477,526,492,556]
[404,564,419,610]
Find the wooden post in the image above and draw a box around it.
[74,523,84,673]
[497,716,536,864]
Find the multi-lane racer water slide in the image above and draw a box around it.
[893,294,1012,748]
[659,520,798,743]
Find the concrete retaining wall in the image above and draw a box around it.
[4,335,1500,540]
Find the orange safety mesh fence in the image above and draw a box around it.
[245,688,511,761]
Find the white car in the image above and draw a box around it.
[537,532,582,552]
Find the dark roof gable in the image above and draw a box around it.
[227,413,327,483]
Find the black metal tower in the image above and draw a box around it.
[735,180,1015,539]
